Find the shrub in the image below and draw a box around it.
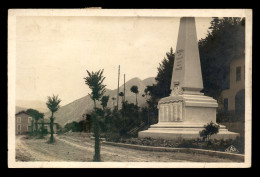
[177,139,196,148]
[104,132,121,142]
[199,121,220,142]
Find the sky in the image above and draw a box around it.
[16,16,212,106]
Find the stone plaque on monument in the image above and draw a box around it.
[138,17,239,140]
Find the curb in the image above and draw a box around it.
[102,141,244,161]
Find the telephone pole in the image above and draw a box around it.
[117,65,120,110]
[124,74,125,102]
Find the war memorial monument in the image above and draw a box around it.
[139,17,239,140]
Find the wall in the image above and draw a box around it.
[221,57,245,111]
[15,113,32,135]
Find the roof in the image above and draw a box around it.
[15,111,30,116]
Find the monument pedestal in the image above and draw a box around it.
[138,17,239,140]
[138,94,239,140]
[138,122,239,140]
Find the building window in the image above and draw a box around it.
[28,126,31,132]
[17,117,21,123]
[236,66,241,81]
[28,117,32,124]
[224,98,228,112]
[17,124,21,131]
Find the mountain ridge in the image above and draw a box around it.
[44,77,156,126]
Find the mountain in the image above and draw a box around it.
[16,100,49,113]
[142,77,156,86]
[44,77,156,127]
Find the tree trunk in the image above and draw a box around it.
[93,114,101,161]
[35,120,38,136]
[136,94,138,107]
[30,120,34,136]
[40,119,44,138]
[50,112,54,143]
[94,100,96,109]
[148,109,150,126]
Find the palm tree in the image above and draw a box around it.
[46,95,61,143]
[101,95,109,110]
[84,69,106,109]
[84,69,106,162]
[130,85,139,106]
[112,97,116,107]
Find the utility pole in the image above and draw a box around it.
[117,65,120,110]
[123,74,126,127]
[124,74,125,102]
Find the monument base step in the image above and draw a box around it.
[138,126,239,140]
[150,122,227,128]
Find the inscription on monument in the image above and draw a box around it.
[177,102,182,121]
[165,105,169,121]
[175,49,184,71]
[174,104,178,121]
[158,102,184,122]
[170,103,174,121]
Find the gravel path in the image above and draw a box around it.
[16,136,64,161]
[16,134,240,162]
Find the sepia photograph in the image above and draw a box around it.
[8,9,252,168]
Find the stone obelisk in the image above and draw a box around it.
[170,17,203,95]
[138,17,239,140]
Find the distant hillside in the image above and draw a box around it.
[44,77,156,126]
[16,100,49,113]
[142,77,156,86]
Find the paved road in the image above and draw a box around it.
[15,135,239,162]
